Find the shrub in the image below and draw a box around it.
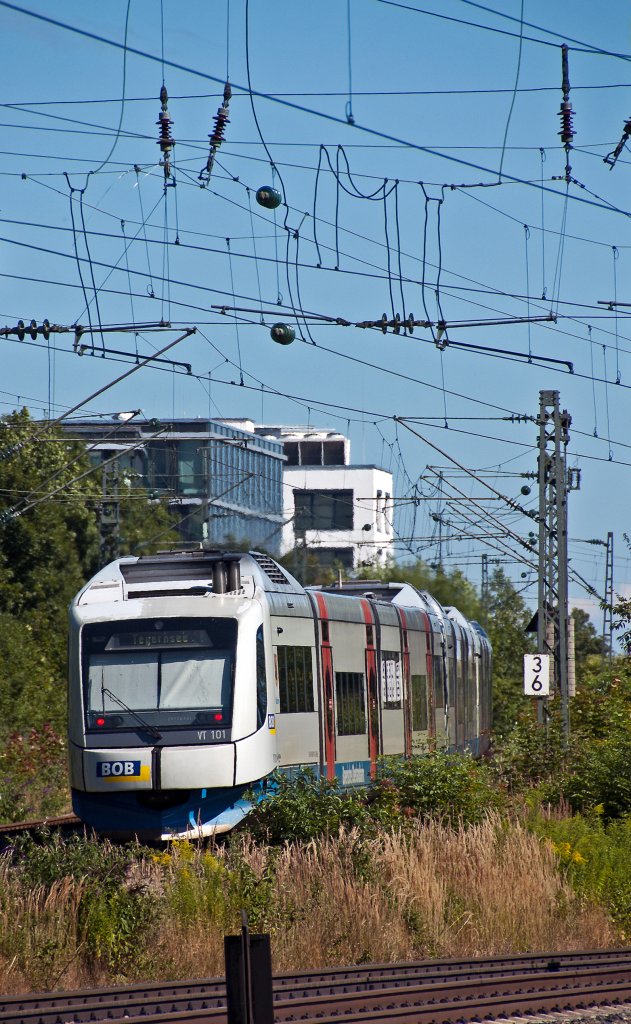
[0,726,69,824]
[246,753,503,843]
[245,769,368,843]
[371,752,503,825]
[534,812,631,936]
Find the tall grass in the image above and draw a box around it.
[0,815,618,994]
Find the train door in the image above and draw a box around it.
[453,623,466,750]
[271,613,320,769]
[394,607,413,757]
[443,619,457,750]
[469,627,481,753]
[379,611,406,756]
[361,602,380,779]
[406,611,431,754]
[330,616,370,774]
[432,625,448,749]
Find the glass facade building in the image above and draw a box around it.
[65,418,285,553]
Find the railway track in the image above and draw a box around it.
[0,813,82,839]
[1,948,630,1024]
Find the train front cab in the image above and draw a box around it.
[68,573,279,839]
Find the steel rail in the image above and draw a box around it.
[1,950,629,1024]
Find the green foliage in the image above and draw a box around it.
[0,616,66,740]
[534,812,631,935]
[485,568,534,736]
[9,829,139,888]
[0,409,99,623]
[493,662,631,820]
[371,752,503,825]
[0,409,178,812]
[569,658,631,738]
[246,769,368,843]
[571,608,605,665]
[0,726,69,822]
[8,830,156,974]
[548,733,631,819]
[354,558,483,622]
[81,886,158,974]
[246,754,502,843]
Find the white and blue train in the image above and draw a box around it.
[68,549,492,840]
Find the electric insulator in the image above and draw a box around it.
[156,84,175,180]
[209,104,230,148]
[17,320,25,341]
[256,185,282,210]
[29,319,38,339]
[270,322,295,345]
[558,102,575,146]
[199,81,232,184]
[42,319,50,340]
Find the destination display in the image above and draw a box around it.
[105,629,211,650]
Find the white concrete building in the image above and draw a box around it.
[218,421,395,569]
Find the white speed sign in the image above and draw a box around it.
[523,654,550,696]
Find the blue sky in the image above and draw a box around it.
[2,0,631,625]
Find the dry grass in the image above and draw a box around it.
[151,814,618,977]
[0,814,619,994]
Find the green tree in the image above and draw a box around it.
[0,409,99,623]
[485,568,534,736]
[355,558,483,621]
[571,607,605,668]
[0,409,177,739]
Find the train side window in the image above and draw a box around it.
[277,645,314,714]
[432,655,445,709]
[321,620,330,643]
[411,674,428,731]
[335,672,366,735]
[381,651,402,709]
[256,625,267,729]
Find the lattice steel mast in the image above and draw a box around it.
[536,390,572,737]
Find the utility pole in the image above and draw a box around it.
[437,471,444,569]
[481,553,489,628]
[536,390,572,738]
[603,531,614,659]
[99,458,120,567]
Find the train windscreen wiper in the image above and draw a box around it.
[100,685,162,741]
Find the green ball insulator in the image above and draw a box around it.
[521,485,531,496]
[270,322,295,345]
[256,185,282,210]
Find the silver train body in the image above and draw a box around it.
[68,550,492,839]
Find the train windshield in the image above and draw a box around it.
[82,617,236,731]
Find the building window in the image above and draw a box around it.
[312,548,354,570]
[294,490,354,532]
[284,441,299,465]
[277,646,314,713]
[177,440,205,496]
[300,441,323,465]
[335,672,366,735]
[381,651,402,709]
[322,441,345,465]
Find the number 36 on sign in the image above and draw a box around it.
[523,654,550,696]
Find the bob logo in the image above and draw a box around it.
[96,760,149,781]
